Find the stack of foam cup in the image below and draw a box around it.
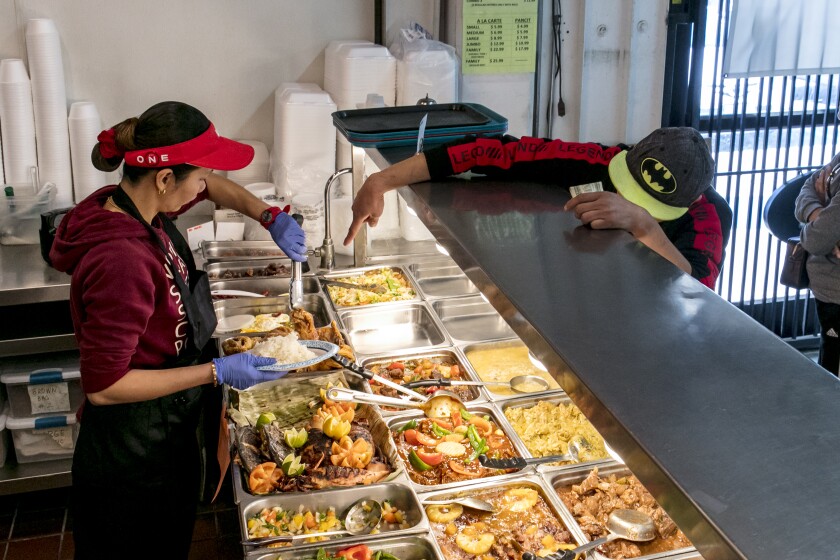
[271,83,336,201]
[26,19,73,208]
[68,102,109,203]
[0,59,38,189]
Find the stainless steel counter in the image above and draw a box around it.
[371,148,840,560]
[0,244,70,305]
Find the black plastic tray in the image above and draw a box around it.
[333,103,496,134]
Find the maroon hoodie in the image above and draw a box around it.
[50,186,198,395]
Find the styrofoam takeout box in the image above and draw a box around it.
[0,352,83,418]
[5,411,78,463]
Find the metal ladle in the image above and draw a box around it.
[478,436,590,469]
[241,497,382,547]
[404,374,550,394]
[326,386,465,418]
[523,509,656,560]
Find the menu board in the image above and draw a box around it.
[462,0,538,74]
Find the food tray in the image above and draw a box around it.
[322,266,421,311]
[333,103,508,148]
[210,277,322,299]
[459,338,563,401]
[205,259,301,279]
[238,480,430,550]
[356,348,488,414]
[213,295,336,335]
[338,302,449,356]
[431,296,515,345]
[499,393,612,469]
[385,403,530,494]
[200,240,304,262]
[420,474,583,559]
[406,261,479,301]
[245,534,443,560]
[543,463,700,560]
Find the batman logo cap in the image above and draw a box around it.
[608,127,714,221]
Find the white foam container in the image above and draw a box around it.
[5,410,78,463]
[0,351,83,417]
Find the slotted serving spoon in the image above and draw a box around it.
[326,386,465,418]
[478,436,591,469]
[241,497,382,547]
[523,509,656,560]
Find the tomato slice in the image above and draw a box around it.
[387,362,405,371]
[448,460,481,477]
[337,545,373,560]
[415,450,445,466]
[415,431,440,447]
[403,429,421,446]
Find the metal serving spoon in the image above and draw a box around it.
[241,497,382,547]
[523,509,656,560]
[422,496,496,513]
[404,374,550,394]
[478,436,590,469]
[321,278,387,294]
[326,386,465,418]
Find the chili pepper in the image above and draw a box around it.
[395,419,417,434]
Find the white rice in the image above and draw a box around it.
[250,332,316,363]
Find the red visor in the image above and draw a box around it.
[122,123,254,171]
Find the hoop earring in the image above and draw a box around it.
[158,188,166,196]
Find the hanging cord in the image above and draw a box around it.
[547,0,566,132]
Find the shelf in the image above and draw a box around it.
[0,458,72,496]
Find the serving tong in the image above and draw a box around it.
[320,278,387,294]
[329,353,425,402]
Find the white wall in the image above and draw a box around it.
[0,0,436,147]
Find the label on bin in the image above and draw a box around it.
[27,382,71,415]
[40,426,74,449]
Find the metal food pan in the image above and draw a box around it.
[205,259,302,279]
[406,262,479,301]
[499,393,613,470]
[338,302,448,356]
[459,338,564,401]
[238,481,429,550]
[431,295,515,344]
[214,295,335,331]
[245,534,443,560]
[385,403,531,494]
[356,348,488,414]
[419,473,584,558]
[201,240,298,262]
[211,277,321,298]
[322,266,421,311]
[545,463,699,560]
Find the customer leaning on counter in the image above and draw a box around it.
[49,101,306,557]
[344,128,733,288]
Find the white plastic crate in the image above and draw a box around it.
[0,351,83,418]
[5,410,78,463]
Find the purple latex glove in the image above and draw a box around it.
[212,354,287,390]
[268,212,307,262]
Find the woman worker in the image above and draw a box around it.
[49,101,306,556]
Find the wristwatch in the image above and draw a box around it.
[259,206,284,229]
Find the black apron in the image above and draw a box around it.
[71,188,218,558]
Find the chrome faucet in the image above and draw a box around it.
[319,167,352,271]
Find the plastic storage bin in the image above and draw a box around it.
[0,351,83,418]
[0,407,9,468]
[0,186,56,245]
[5,411,78,463]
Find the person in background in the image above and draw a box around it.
[49,101,306,557]
[344,127,732,289]
[794,154,840,376]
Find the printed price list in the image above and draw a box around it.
[462,0,538,74]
